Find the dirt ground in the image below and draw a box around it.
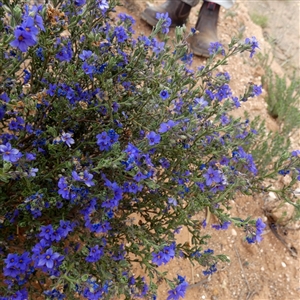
[117,0,300,299]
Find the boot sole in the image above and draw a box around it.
[190,46,210,58]
[140,12,185,28]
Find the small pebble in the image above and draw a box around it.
[281,262,287,268]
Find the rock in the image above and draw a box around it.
[269,202,295,225]
[281,262,287,268]
[231,229,237,236]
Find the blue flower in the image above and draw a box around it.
[203,167,223,186]
[133,171,147,182]
[156,12,171,34]
[37,248,64,270]
[147,131,161,146]
[86,245,104,262]
[251,84,262,97]
[245,218,266,243]
[0,142,21,163]
[82,170,95,187]
[60,132,75,147]
[21,17,39,40]
[39,224,54,241]
[212,221,231,230]
[59,220,74,238]
[82,61,94,77]
[79,50,93,61]
[159,120,177,133]
[114,26,128,43]
[75,0,86,6]
[159,89,170,100]
[254,218,266,242]
[245,36,259,58]
[168,197,178,206]
[58,177,73,200]
[215,84,232,101]
[97,0,109,12]
[152,243,175,266]
[167,280,188,300]
[10,27,37,52]
[208,42,225,56]
[55,43,73,62]
[152,39,165,55]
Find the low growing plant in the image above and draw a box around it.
[0,0,299,299]
[262,67,300,134]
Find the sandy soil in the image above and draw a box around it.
[118,1,300,299]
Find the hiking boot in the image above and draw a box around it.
[189,1,220,57]
[141,0,192,27]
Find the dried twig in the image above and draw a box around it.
[234,246,256,300]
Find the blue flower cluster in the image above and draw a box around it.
[0,0,299,299]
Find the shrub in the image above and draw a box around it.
[0,0,299,299]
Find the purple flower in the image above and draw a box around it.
[212,221,231,230]
[55,44,73,62]
[158,120,177,133]
[59,220,74,238]
[147,131,161,146]
[58,177,72,200]
[215,84,232,101]
[21,17,39,40]
[86,245,104,263]
[90,221,112,234]
[254,218,266,242]
[97,0,109,12]
[47,83,57,96]
[168,197,178,206]
[28,168,38,177]
[26,152,36,161]
[39,224,54,241]
[72,170,82,181]
[37,248,64,269]
[245,36,259,58]
[203,167,223,186]
[159,89,170,100]
[194,97,208,109]
[114,26,128,43]
[220,114,230,125]
[0,142,21,163]
[82,61,94,77]
[61,132,74,147]
[79,50,93,61]
[152,40,165,55]
[96,131,111,151]
[82,170,95,187]
[167,280,188,300]
[156,12,171,34]
[208,42,225,56]
[232,96,241,108]
[133,171,147,182]
[0,92,10,103]
[10,27,37,52]
[291,150,300,157]
[75,0,86,6]
[152,243,175,266]
[251,84,262,97]
[160,157,170,169]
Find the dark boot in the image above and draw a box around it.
[141,0,192,27]
[189,1,220,57]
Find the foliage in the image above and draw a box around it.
[262,67,300,134]
[249,12,268,29]
[0,0,299,299]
